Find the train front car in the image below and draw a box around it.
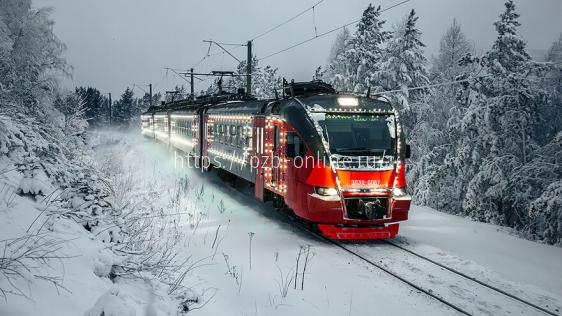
[277,93,411,240]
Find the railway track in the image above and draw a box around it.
[382,240,559,316]
[291,217,560,316]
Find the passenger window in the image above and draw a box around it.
[286,133,304,159]
[230,125,236,145]
[274,126,279,150]
[236,126,243,147]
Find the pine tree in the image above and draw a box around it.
[408,26,475,213]
[137,91,161,111]
[461,0,546,225]
[254,65,281,99]
[75,87,109,127]
[377,9,429,111]
[0,0,69,114]
[543,35,562,139]
[166,85,186,103]
[313,66,324,81]
[114,87,135,127]
[546,34,562,63]
[332,5,391,92]
[431,19,474,82]
[224,57,280,99]
[324,27,351,89]
[227,56,259,94]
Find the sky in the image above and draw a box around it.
[33,0,562,98]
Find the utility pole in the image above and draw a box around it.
[149,84,153,108]
[190,68,194,100]
[246,40,252,95]
[108,93,112,126]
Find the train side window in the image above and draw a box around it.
[286,133,304,159]
[274,126,279,150]
[230,125,237,145]
[244,126,248,147]
[236,126,243,147]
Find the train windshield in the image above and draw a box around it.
[312,113,397,157]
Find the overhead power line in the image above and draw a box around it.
[376,60,562,96]
[131,84,148,94]
[203,40,243,63]
[185,0,327,72]
[373,74,494,96]
[259,0,411,61]
[250,0,326,42]
[164,67,193,85]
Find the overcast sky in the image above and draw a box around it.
[33,0,562,97]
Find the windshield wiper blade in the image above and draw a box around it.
[336,147,388,153]
[336,147,371,152]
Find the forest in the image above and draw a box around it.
[1,0,562,314]
[2,1,561,246]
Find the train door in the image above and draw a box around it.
[253,116,266,201]
[151,114,156,141]
[167,112,172,148]
[201,113,211,171]
[265,116,287,196]
[193,112,200,165]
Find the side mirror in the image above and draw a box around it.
[405,144,411,159]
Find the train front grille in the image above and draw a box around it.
[344,197,389,220]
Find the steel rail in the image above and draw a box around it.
[383,240,558,316]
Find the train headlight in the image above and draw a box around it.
[315,187,339,196]
[337,97,359,107]
[392,187,407,198]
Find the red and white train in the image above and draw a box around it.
[141,81,411,240]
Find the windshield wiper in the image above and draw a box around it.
[336,147,386,153]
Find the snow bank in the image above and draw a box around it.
[0,118,201,315]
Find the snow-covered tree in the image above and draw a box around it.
[323,27,351,88]
[542,35,562,140]
[113,87,137,127]
[377,9,429,111]
[165,85,188,103]
[137,91,161,111]
[0,0,70,114]
[75,87,110,127]
[529,179,562,246]
[431,19,474,81]
[313,66,324,81]
[254,65,281,99]
[329,5,391,92]
[224,57,281,99]
[546,34,562,63]
[408,1,562,244]
[458,0,548,226]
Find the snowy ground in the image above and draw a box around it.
[2,130,561,315]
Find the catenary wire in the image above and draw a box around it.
[250,0,326,42]
[259,0,411,61]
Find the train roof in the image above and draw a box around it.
[295,94,394,113]
[142,81,395,116]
